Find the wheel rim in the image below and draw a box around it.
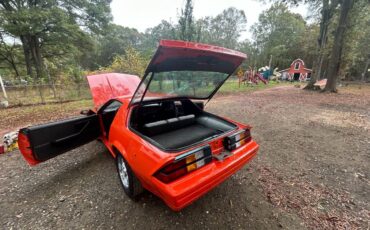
[118,156,129,188]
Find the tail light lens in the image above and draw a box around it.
[18,129,40,165]
[224,129,251,151]
[155,146,212,183]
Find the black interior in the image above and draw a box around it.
[130,99,236,151]
[100,100,123,137]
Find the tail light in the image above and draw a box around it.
[18,129,40,166]
[223,129,251,151]
[155,146,212,183]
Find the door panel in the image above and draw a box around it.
[18,115,100,165]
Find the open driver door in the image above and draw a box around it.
[18,114,100,166]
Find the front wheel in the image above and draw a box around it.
[116,154,144,199]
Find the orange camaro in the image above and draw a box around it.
[18,40,259,211]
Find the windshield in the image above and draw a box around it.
[145,71,229,99]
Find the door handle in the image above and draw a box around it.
[52,121,90,144]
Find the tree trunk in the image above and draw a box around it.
[44,62,57,98]
[20,33,46,101]
[324,0,354,92]
[29,35,44,80]
[27,35,46,102]
[361,55,370,82]
[304,0,332,90]
[316,50,326,81]
[9,54,21,78]
[20,35,33,77]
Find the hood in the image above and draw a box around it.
[145,40,247,74]
[87,73,140,109]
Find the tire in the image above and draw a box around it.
[116,153,144,199]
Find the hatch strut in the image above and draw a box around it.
[128,72,154,108]
[139,72,155,106]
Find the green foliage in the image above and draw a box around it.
[238,39,260,68]
[251,3,308,69]
[197,8,247,49]
[105,47,147,77]
[141,20,177,58]
[341,0,370,79]
[178,0,196,41]
[298,24,320,67]
[0,0,112,80]
[0,34,24,77]
[68,66,85,84]
[0,1,250,82]
[94,24,143,68]
[272,0,370,82]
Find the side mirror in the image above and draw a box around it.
[80,109,94,115]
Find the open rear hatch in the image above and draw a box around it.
[146,40,247,73]
[130,40,247,105]
[129,40,247,151]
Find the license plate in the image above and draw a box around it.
[213,151,232,161]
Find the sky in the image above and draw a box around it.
[110,0,308,40]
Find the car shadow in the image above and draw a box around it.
[19,141,114,197]
[117,169,275,229]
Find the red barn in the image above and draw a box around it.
[280,59,312,81]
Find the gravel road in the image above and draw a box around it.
[1,85,369,229]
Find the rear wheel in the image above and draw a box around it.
[116,153,144,199]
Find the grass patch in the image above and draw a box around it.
[148,78,292,97]
[218,79,292,94]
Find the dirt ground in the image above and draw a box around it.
[0,85,369,229]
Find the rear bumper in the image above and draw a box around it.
[151,140,259,211]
